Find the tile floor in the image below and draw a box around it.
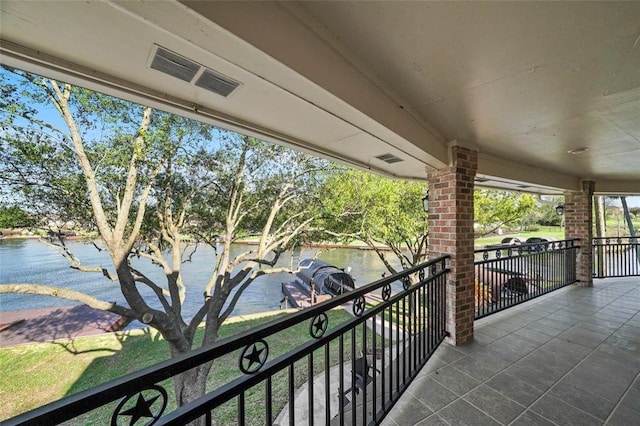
[383,277,640,426]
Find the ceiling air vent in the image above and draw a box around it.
[375,153,403,164]
[195,69,240,98]
[150,47,200,82]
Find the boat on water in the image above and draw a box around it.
[281,259,355,308]
[295,258,355,296]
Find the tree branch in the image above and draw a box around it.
[38,238,117,281]
[0,284,134,317]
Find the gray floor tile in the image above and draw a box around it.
[406,377,458,412]
[451,355,509,382]
[542,336,592,362]
[585,317,628,330]
[477,323,514,339]
[485,372,545,406]
[436,399,501,426]
[474,330,502,345]
[453,338,490,355]
[503,361,562,391]
[521,345,582,373]
[537,316,577,330]
[557,326,611,349]
[417,356,449,377]
[462,385,526,424]
[598,342,640,370]
[430,365,480,396]
[415,414,450,426]
[432,344,467,364]
[550,380,617,420]
[383,279,640,425]
[530,394,601,426]
[384,393,433,426]
[512,327,554,345]
[510,410,556,426]
[484,336,538,364]
[523,321,566,337]
[379,416,398,426]
[618,380,640,411]
[578,320,620,335]
[606,405,640,426]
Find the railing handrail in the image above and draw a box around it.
[5,255,450,426]
[159,266,451,425]
[592,236,639,243]
[592,236,640,279]
[474,238,580,255]
[473,239,579,319]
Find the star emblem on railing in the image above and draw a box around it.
[381,284,391,301]
[353,296,366,316]
[111,385,167,426]
[309,313,328,338]
[239,339,269,374]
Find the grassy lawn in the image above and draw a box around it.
[0,309,356,424]
[474,226,566,247]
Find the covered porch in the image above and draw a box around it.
[2,1,640,425]
[385,276,640,426]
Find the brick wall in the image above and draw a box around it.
[427,146,477,345]
[564,181,594,287]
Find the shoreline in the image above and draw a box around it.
[0,304,301,349]
[0,233,390,250]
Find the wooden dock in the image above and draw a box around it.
[281,282,331,309]
[281,281,312,308]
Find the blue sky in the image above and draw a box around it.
[610,196,640,208]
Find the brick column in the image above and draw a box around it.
[564,180,595,287]
[427,145,477,345]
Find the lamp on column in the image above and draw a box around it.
[555,203,565,216]
[422,190,429,213]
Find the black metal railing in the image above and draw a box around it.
[593,237,640,278]
[474,239,579,319]
[6,256,450,426]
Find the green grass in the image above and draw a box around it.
[0,309,360,425]
[475,226,566,247]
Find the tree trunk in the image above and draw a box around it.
[595,196,606,238]
[621,197,636,238]
[171,363,213,425]
[594,196,606,277]
[620,197,640,268]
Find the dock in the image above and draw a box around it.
[281,281,331,309]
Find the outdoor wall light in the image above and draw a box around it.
[556,203,565,216]
[422,190,429,213]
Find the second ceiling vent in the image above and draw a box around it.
[375,153,404,164]
[149,45,240,98]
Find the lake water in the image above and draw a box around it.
[0,239,397,319]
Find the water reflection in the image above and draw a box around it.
[0,239,398,319]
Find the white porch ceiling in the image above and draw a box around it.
[1,1,639,195]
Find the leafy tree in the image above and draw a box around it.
[0,66,323,412]
[317,167,428,273]
[474,189,537,236]
[0,205,35,228]
[530,197,563,228]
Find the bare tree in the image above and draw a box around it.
[0,67,323,411]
